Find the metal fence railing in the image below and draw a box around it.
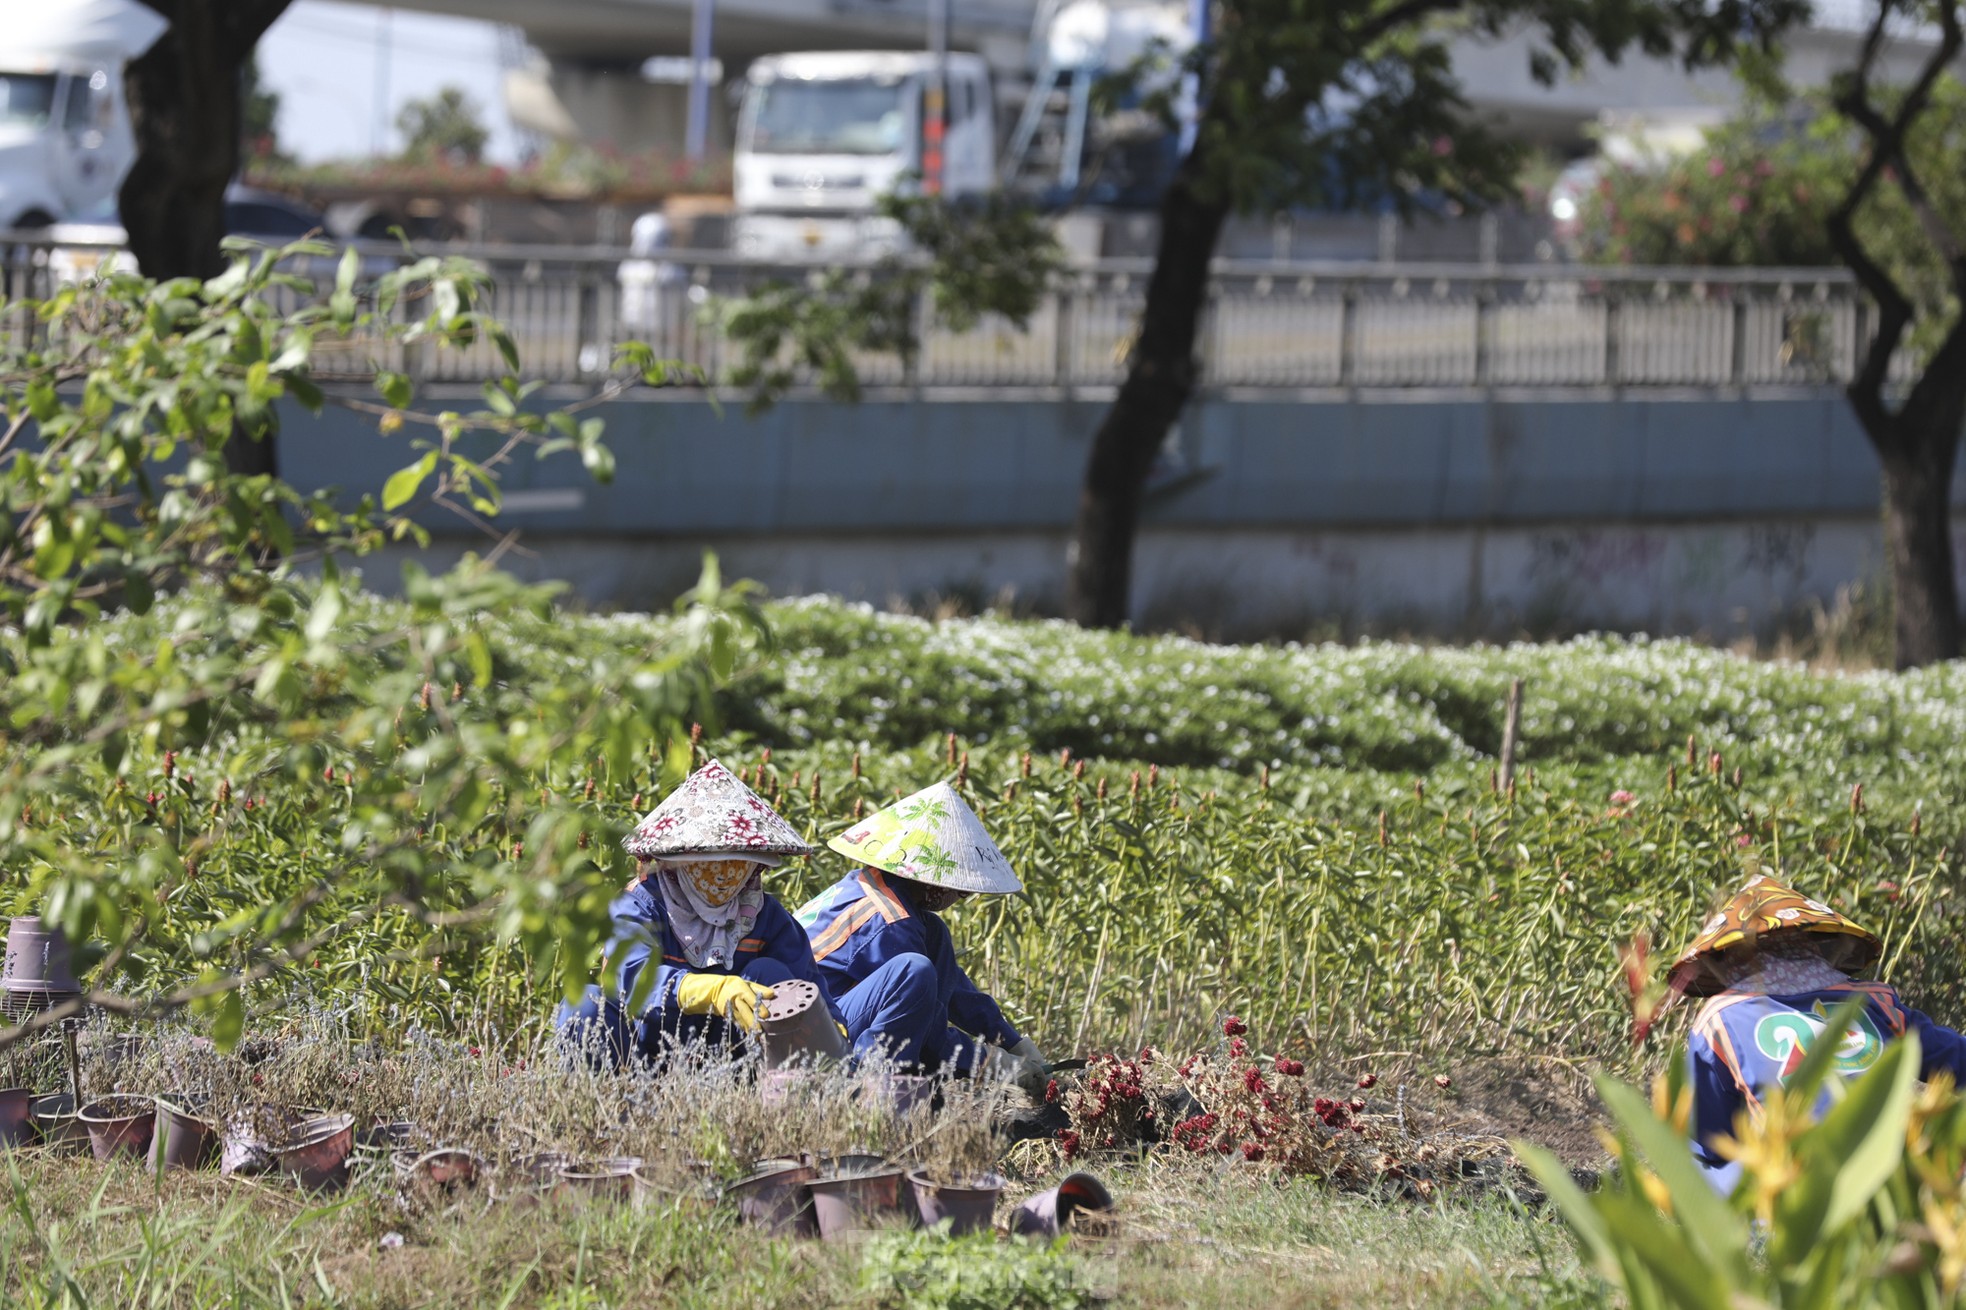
[0,236,1907,394]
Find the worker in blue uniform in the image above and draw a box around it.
[557,758,839,1068]
[1668,874,1966,1192]
[796,782,1049,1095]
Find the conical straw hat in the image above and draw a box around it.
[622,757,813,860]
[1667,873,1881,998]
[827,782,1021,894]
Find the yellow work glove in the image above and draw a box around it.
[674,975,775,1032]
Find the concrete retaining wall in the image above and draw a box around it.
[280,388,1963,636]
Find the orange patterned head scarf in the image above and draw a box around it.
[1667,874,1882,999]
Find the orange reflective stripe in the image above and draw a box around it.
[739,937,765,952]
[861,869,909,923]
[811,900,880,963]
[1693,994,1760,1102]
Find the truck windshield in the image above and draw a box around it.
[0,72,58,127]
[746,77,908,155]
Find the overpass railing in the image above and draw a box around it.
[0,237,1903,394]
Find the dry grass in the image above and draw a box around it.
[0,1013,1599,1309]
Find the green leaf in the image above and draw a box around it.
[212,988,244,1052]
[1597,1077,1750,1279]
[382,451,438,511]
[377,371,414,410]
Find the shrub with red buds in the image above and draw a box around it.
[1356,1072,1377,1089]
[1223,1016,1247,1037]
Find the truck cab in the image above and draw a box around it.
[0,1,162,230]
[732,51,996,261]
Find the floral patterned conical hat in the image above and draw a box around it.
[827,782,1022,894]
[622,757,812,860]
[1667,874,1881,998]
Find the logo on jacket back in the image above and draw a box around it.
[1753,1001,1885,1082]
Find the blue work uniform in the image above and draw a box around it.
[794,867,1020,1072]
[1687,979,1966,1192]
[556,875,842,1069]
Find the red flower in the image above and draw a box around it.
[1243,1067,1268,1093]
[1058,1129,1082,1159]
[1223,1016,1247,1037]
[1356,1072,1377,1089]
[1045,1079,1059,1103]
[1242,1142,1266,1161]
[1228,1037,1248,1058]
[1275,1058,1304,1077]
[1434,1074,1452,1089]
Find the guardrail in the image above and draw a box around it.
[0,236,1903,394]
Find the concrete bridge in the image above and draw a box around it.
[337,0,1952,155]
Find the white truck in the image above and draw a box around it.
[0,0,163,230]
[730,50,997,260]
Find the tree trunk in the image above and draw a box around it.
[1064,145,1229,628]
[123,2,289,480]
[1874,426,1962,670]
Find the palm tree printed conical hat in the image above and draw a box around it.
[622,757,813,860]
[1667,873,1882,998]
[827,782,1022,894]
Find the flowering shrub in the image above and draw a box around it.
[1054,1022,1478,1194]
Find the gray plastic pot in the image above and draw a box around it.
[1008,1172,1115,1237]
[79,1095,156,1163]
[276,1113,355,1192]
[149,1099,217,1172]
[724,1160,819,1237]
[909,1169,1005,1236]
[30,1094,91,1154]
[0,1086,32,1148]
[807,1165,913,1241]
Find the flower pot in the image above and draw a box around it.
[724,1160,818,1237]
[30,1094,90,1154]
[3,918,81,995]
[555,1157,640,1206]
[0,1087,32,1149]
[360,1120,420,1152]
[149,1099,217,1172]
[275,1113,355,1192]
[395,1147,482,1204]
[79,1095,156,1162]
[222,1105,317,1177]
[909,1169,1005,1236]
[807,1165,913,1240]
[1008,1172,1115,1238]
[759,980,848,1069]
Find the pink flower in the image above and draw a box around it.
[1430,135,1452,157]
[1223,1016,1247,1037]
[1706,158,1726,178]
[1610,790,1635,806]
[1728,194,1749,214]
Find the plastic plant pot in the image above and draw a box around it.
[807,1165,914,1241]
[30,1094,90,1154]
[149,1099,217,1172]
[555,1157,639,1207]
[0,1087,32,1148]
[275,1113,356,1192]
[758,979,848,1069]
[1008,1172,1116,1238]
[223,1105,319,1177]
[908,1169,1005,1236]
[723,1160,819,1237]
[80,1095,156,1163]
[2,917,81,994]
[359,1121,420,1152]
[395,1148,482,1206]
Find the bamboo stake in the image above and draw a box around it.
[1499,678,1525,793]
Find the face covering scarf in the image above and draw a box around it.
[655,857,766,969]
